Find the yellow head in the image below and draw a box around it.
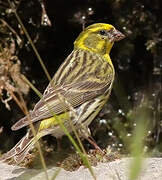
[74,23,125,55]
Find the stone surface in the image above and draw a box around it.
[0,158,162,180]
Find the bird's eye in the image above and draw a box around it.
[99,30,107,36]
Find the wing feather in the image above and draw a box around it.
[12,50,114,130]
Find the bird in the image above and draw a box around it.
[0,23,125,163]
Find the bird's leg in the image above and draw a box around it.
[56,137,62,151]
[86,136,103,152]
[77,126,103,154]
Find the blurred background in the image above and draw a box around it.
[0,0,161,158]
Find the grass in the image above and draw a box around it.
[6,1,96,179]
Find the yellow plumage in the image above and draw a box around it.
[38,112,70,131]
[0,23,125,163]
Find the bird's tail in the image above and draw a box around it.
[0,131,43,164]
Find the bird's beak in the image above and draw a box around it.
[111,29,125,42]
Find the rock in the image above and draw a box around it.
[1,158,162,180]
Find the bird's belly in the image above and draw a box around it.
[74,96,107,127]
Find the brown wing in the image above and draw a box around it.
[12,50,114,130]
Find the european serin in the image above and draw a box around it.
[1,23,125,163]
